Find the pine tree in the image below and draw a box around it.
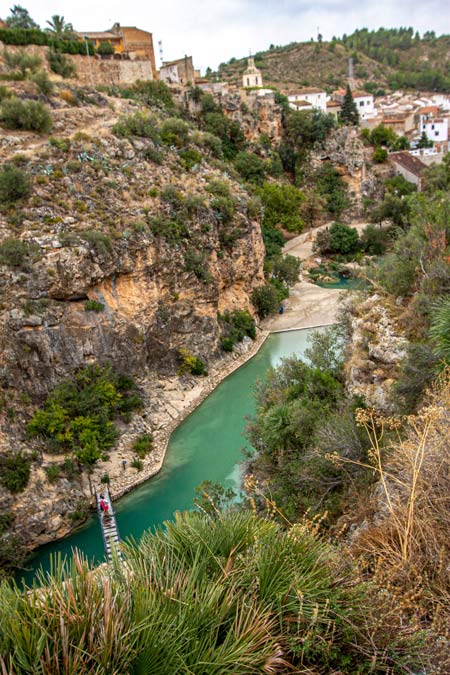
[5,5,39,29]
[340,85,359,126]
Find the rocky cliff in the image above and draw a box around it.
[0,86,266,556]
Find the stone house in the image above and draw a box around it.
[160,56,195,86]
[390,151,427,190]
[242,57,263,88]
[288,87,327,112]
[77,23,157,78]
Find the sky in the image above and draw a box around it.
[6,1,450,73]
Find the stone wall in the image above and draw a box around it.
[0,42,153,86]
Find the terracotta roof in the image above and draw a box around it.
[294,87,325,95]
[327,101,341,108]
[390,151,427,177]
[334,89,372,98]
[420,106,440,114]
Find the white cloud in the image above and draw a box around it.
[7,0,450,72]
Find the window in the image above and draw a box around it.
[435,131,439,136]
[431,124,435,130]
[359,101,364,106]
[247,78,250,86]
[255,77,258,85]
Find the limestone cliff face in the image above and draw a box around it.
[345,294,408,411]
[0,95,265,553]
[221,92,284,144]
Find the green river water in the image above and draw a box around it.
[20,328,319,585]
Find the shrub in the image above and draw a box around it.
[314,222,359,256]
[0,85,12,102]
[49,136,70,152]
[0,452,31,492]
[192,130,223,157]
[0,239,33,268]
[133,433,154,458]
[179,148,202,170]
[112,112,160,141]
[184,250,212,283]
[97,41,115,56]
[206,179,230,197]
[314,164,349,217]
[270,254,301,285]
[252,283,279,318]
[0,97,52,133]
[84,299,104,312]
[100,472,110,484]
[2,48,41,77]
[429,296,450,363]
[143,146,164,164]
[373,146,388,163]
[0,164,31,203]
[160,118,190,147]
[131,457,143,471]
[132,79,175,108]
[210,195,236,224]
[234,151,266,184]
[30,69,53,95]
[80,230,112,254]
[219,309,256,350]
[47,50,76,78]
[360,223,389,255]
[45,464,61,483]
[177,348,208,376]
[148,215,188,243]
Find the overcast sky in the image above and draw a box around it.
[7,1,450,72]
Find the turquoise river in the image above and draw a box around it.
[20,328,320,585]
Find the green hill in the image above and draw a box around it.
[214,28,450,94]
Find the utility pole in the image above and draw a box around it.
[84,36,95,88]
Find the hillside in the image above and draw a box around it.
[215,29,450,93]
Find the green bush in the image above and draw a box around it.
[252,283,279,318]
[96,41,115,56]
[314,222,359,256]
[160,118,190,147]
[84,299,104,312]
[234,151,266,184]
[360,224,389,255]
[2,48,41,77]
[0,164,31,203]
[143,146,164,164]
[28,364,142,469]
[219,309,256,350]
[132,79,175,109]
[210,195,236,224]
[0,97,52,133]
[112,112,160,141]
[148,215,188,243]
[373,146,388,163]
[184,250,212,283]
[178,348,208,376]
[0,452,31,492]
[206,179,230,197]
[30,69,53,95]
[131,456,143,471]
[270,254,301,285]
[80,230,112,254]
[179,148,202,170]
[0,239,34,268]
[47,50,76,78]
[45,464,61,483]
[314,164,349,217]
[132,433,154,458]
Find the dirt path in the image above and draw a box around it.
[262,221,367,332]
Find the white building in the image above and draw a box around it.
[419,107,449,143]
[242,57,263,88]
[333,89,375,120]
[288,87,327,112]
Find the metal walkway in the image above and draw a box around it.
[95,487,122,563]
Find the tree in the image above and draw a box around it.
[258,182,305,233]
[417,131,433,149]
[5,4,39,29]
[234,151,266,184]
[340,85,359,126]
[45,15,74,37]
[314,222,359,255]
[300,190,327,228]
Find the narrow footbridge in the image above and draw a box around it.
[95,487,122,563]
